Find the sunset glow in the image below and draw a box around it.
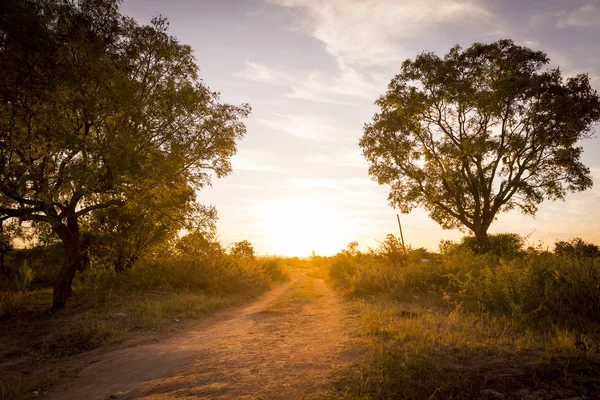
[253,198,355,256]
[119,0,600,255]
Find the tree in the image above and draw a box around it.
[376,234,405,269]
[0,0,250,309]
[555,237,599,258]
[175,231,224,262]
[88,188,217,273]
[361,40,600,252]
[229,240,255,259]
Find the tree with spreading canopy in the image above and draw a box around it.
[0,0,250,309]
[360,40,600,252]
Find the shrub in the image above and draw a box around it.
[452,252,600,323]
[555,237,599,258]
[323,236,600,325]
[458,233,524,258]
[14,261,35,293]
[376,234,406,269]
[258,257,289,281]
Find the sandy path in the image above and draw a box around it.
[49,275,356,400]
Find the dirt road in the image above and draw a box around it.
[49,275,357,399]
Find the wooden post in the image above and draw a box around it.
[396,214,407,255]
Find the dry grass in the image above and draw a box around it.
[261,275,318,313]
[331,295,600,399]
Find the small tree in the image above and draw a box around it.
[361,40,600,252]
[376,234,405,269]
[229,240,255,259]
[0,0,250,309]
[555,237,599,258]
[175,231,224,262]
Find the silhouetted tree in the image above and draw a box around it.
[0,0,250,309]
[555,238,599,258]
[361,40,600,252]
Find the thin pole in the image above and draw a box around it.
[396,214,407,255]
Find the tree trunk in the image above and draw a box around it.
[473,227,491,254]
[52,219,82,310]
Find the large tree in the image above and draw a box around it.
[360,40,600,252]
[0,0,250,309]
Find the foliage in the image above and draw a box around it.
[258,257,289,281]
[2,245,64,286]
[376,234,406,268]
[14,261,34,293]
[0,0,250,308]
[324,237,600,325]
[441,232,525,257]
[555,237,599,258]
[360,39,600,251]
[175,231,224,261]
[229,240,255,259]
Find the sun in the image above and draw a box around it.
[253,198,354,256]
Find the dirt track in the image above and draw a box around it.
[49,275,357,399]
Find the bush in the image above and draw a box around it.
[258,257,289,281]
[555,237,599,258]
[14,261,35,293]
[80,255,271,298]
[322,236,600,325]
[4,245,63,285]
[456,233,525,258]
[452,252,600,323]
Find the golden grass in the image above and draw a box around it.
[332,295,600,399]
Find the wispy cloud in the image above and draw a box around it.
[258,112,356,142]
[557,3,600,28]
[233,61,382,104]
[289,177,377,191]
[233,61,280,82]
[231,153,284,173]
[304,151,366,168]
[266,0,491,67]
[286,64,384,104]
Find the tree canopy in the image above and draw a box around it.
[0,0,250,308]
[360,39,600,251]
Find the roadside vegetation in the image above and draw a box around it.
[0,235,289,400]
[314,234,600,399]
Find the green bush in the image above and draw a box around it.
[448,233,525,259]
[5,245,63,285]
[79,254,271,299]
[14,261,35,293]
[452,252,600,322]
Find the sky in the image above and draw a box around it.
[120,0,600,256]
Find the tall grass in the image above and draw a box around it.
[326,237,600,326]
[322,236,600,399]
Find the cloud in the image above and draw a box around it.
[557,3,600,28]
[266,0,491,67]
[231,153,284,173]
[258,112,356,142]
[233,60,382,104]
[304,151,366,168]
[233,61,279,82]
[289,177,377,191]
[286,63,384,104]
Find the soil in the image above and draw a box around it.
[47,276,359,399]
